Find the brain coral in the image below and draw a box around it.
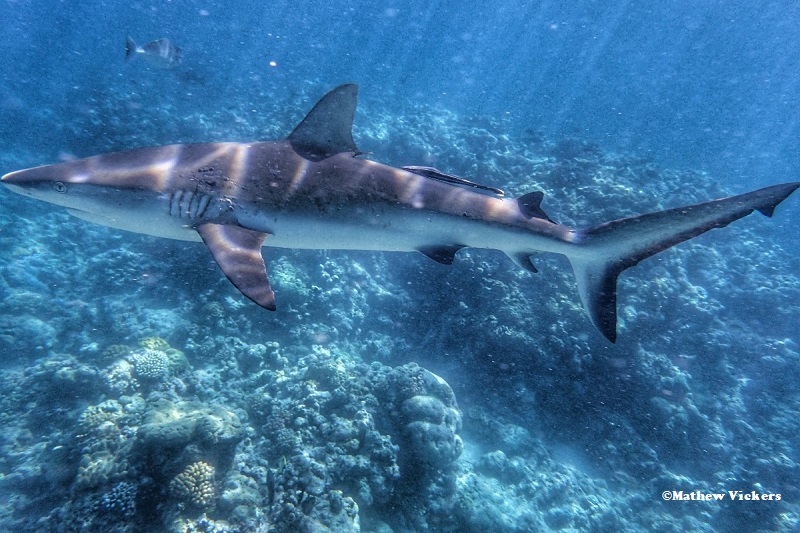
[139,336,171,350]
[170,461,216,508]
[100,344,133,361]
[370,364,464,473]
[132,348,169,381]
[402,394,463,469]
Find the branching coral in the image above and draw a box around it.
[78,400,125,433]
[132,348,169,381]
[99,481,137,517]
[170,461,216,508]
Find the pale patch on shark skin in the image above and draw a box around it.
[287,159,312,196]
[394,167,427,207]
[2,84,798,342]
[228,144,251,192]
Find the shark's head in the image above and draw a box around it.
[1,147,198,240]
[2,158,162,227]
[2,160,94,210]
[1,144,199,214]
[1,143,255,242]
[2,146,182,204]
[1,143,257,211]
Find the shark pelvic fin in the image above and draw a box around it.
[197,223,276,310]
[417,245,466,265]
[288,84,361,161]
[569,181,800,342]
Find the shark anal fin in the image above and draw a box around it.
[288,84,361,161]
[509,252,538,273]
[197,223,275,310]
[417,245,466,265]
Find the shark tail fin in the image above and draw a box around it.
[568,182,799,342]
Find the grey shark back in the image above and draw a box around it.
[2,84,798,341]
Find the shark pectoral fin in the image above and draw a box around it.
[196,223,276,310]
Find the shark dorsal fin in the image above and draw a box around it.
[288,84,361,161]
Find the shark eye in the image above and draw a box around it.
[53,182,67,193]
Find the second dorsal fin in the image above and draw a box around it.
[517,191,554,223]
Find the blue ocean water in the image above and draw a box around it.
[0,1,798,532]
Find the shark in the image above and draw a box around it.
[2,84,798,341]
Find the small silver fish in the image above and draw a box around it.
[125,35,182,69]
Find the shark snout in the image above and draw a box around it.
[2,168,46,188]
[1,164,57,183]
[0,166,79,208]
[0,171,28,193]
[0,176,44,201]
[2,168,44,191]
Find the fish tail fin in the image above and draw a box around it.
[125,35,137,60]
[567,182,799,342]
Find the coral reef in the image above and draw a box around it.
[170,461,216,508]
[140,336,172,351]
[99,481,138,517]
[0,83,798,533]
[132,348,170,381]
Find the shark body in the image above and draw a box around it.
[2,84,798,341]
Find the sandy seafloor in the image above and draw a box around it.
[0,80,799,532]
